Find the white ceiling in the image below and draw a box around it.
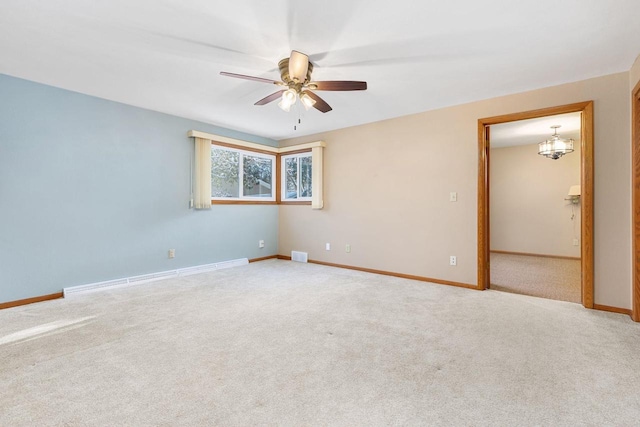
[490,112,581,148]
[1,0,639,141]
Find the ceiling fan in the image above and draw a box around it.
[220,50,367,113]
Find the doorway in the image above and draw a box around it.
[478,102,594,308]
[488,112,581,302]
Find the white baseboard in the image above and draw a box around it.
[63,258,249,297]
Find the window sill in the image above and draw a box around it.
[280,201,312,205]
[210,200,312,205]
[211,200,277,205]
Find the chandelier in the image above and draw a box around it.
[538,125,574,160]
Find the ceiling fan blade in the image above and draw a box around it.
[310,81,367,91]
[305,91,332,113]
[289,50,309,83]
[220,72,280,85]
[255,90,285,106]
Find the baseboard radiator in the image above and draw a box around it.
[63,258,249,297]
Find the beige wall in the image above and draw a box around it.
[630,54,640,90]
[490,143,581,258]
[279,72,631,309]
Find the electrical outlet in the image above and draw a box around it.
[345,244,351,253]
[168,249,175,259]
[573,239,579,246]
[259,240,265,248]
[450,192,457,202]
[450,255,457,266]
[326,243,331,251]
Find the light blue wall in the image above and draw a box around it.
[0,74,278,303]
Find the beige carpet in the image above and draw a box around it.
[490,253,581,303]
[1,259,638,426]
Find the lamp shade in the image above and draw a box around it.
[300,92,316,110]
[278,88,297,112]
[568,185,581,196]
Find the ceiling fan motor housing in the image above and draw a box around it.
[278,57,313,87]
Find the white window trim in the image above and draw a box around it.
[211,144,276,202]
[281,152,313,202]
[310,146,323,209]
[188,130,324,154]
[189,130,279,153]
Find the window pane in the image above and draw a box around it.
[285,157,298,199]
[300,156,312,198]
[211,148,239,198]
[243,155,273,197]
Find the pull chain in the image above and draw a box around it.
[293,102,302,130]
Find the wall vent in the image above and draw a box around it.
[63,257,249,297]
[291,251,308,263]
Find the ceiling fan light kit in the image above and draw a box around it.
[299,92,316,110]
[277,88,297,112]
[220,50,367,115]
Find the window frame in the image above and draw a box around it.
[210,141,277,204]
[188,130,324,208]
[280,151,313,204]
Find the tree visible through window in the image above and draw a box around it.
[243,154,272,197]
[211,145,275,201]
[211,148,239,198]
[282,153,312,201]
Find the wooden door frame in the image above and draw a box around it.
[477,101,594,309]
[632,81,640,322]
